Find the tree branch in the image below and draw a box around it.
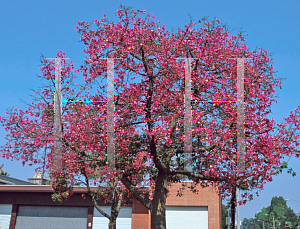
[62,138,92,158]
[169,168,225,182]
[85,176,111,220]
[120,175,152,210]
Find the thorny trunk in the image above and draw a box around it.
[230,188,236,229]
[151,171,168,229]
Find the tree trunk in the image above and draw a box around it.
[151,171,168,229]
[87,177,122,229]
[108,184,122,229]
[230,188,236,229]
[109,217,117,229]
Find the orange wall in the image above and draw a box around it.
[131,182,221,229]
[131,198,151,229]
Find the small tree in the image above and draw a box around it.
[242,196,298,229]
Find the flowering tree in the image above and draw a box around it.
[0,53,142,229]
[1,6,300,229]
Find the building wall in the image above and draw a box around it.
[0,183,221,229]
[131,182,221,229]
[0,189,97,229]
[166,182,221,229]
[131,198,151,229]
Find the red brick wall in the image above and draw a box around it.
[131,182,221,229]
[131,198,151,229]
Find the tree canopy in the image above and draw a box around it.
[242,196,300,229]
[1,5,300,229]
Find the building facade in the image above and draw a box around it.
[0,182,221,229]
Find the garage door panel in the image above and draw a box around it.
[15,206,87,229]
[166,206,208,229]
[17,206,87,217]
[0,204,12,229]
[15,217,87,229]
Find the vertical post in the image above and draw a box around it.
[273,216,275,229]
[54,58,62,171]
[236,58,245,172]
[107,59,115,171]
[184,58,192,171]
[236,58,245,229]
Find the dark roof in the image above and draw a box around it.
[0,174,36,185]
[0,185,93,193]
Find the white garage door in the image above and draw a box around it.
[15,206,88,229]
[0,204,12,229]
[166,206,208,229]
[93,206,132,229]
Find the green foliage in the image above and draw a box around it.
[241,196,299,229]
[51,173,73,203]
[221,202,229,228]
[274,161,297,177]
[0,170,10,176]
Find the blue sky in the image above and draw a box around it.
[0,0,299,221]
